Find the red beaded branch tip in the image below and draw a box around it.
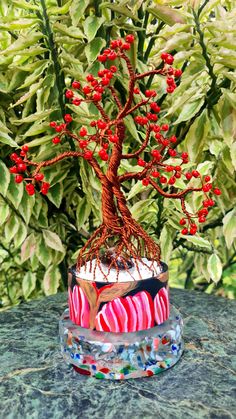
[8,34,221,275]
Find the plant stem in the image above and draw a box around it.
[192,8,217,93]
[39,0,84,193]
[136,5,145,60]
[185,264,194,289]
[144,22,164,62]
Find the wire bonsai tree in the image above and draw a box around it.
[8,35,221,279]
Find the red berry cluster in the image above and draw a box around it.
[9,146,50,196]
[179,170,221,235]
[97,34,135,63]
[137,123,222,234]
[160,53,182,94]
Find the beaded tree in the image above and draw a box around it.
[9,35,221,279]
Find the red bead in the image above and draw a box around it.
[213,188,221,195]
[98,54,107,62]
[199,216,206,223]
[97,120,107,129]
[109,135,119,143]
[90,121,97,127]
[55,125,63,133]
[179,218,186,226]
[72,81,81,89]
[65,90,74,99]
[202,183,212,192]
[10,153,18,161]
[110,65,117,73]
[101,77,110,86]
[151,150,161,160]
[166,77,175,86]
[165,54,174,65]
[142,178,149,186]
[98,70,105,77]
[125,34,135,44]
[121,43,130,50]
[198,208,208,216]
[150,102,161,113]
[161,124,169,131]
[190,227,197,235]
[92,92,102,102]
[98,149,109,161]
[185,172,192,180]
[203,199,215,207]
[166,86,175,94]
[84,150,93,160]
[79,127,87,137]
[86,74,94,82]
[203,199,210,207]
[25,184,35,196]
[208,199,215,206]
[175,172,181,178]
[137,158,145,167]
[162,139,169,147]
[15,175,23,183]
[102,143,109,150]
[21,145,29,152]
[204,175,211,182]
[49,121,57,128]
[72,98,81,106]
[107,52,117,60]
[151,171,160,178]
[181,228,188,235]
[169,135,177,143]
[174,69,182,78]
[145,90,156,98]
[160,176,167,184]
[35,173,44,181]
[133,88,140,94]
[181,152,188,160]
[17,163,27,172]
[83,85,91,95]
[10,166,18,174]
[79,140,88,149]
[161,52,168,60]
[168,176,176,185]
[192,170,200,178]
[110,40,120,49]
[52,137,61,144]
[168,149,177,157]
[64,114,72,123]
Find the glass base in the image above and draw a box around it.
[59,305,184,379]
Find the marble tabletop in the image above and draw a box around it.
[0,289,235,419]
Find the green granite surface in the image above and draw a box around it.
[0,289,235,419]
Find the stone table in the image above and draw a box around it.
[0,289,235,419]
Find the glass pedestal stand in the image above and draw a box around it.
[59,305,184,379]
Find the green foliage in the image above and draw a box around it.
[0,0,236,309]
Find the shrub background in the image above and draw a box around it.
[0,0,235,309]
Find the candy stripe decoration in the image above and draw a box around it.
[95,291,155,332]
[154,287,170,325]
[69,285,170,331]
[68,286,90,328]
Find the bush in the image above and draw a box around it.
[0,0,235,308]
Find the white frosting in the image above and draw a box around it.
[76,258,162,282]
